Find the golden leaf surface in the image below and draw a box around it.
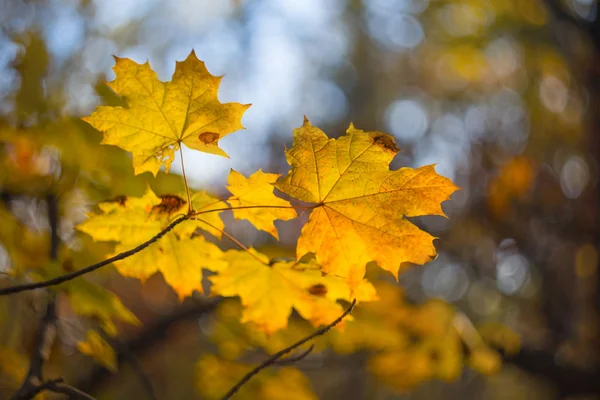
[77,187,227,299]
[227,169,297,239]
[82,51,251,175]
[209,248,376,335]
[77,330,117,372]
[276,118,459,286]
[64,280,140,336]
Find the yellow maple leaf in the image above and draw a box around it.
[64,280,140,336]
[77,330,117,372]
[276,118,459,286]
[209,248,376,335]
[77,187,227,299]
[82,51,251,176]
[227,169,297,239]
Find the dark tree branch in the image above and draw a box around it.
[220,299,356,400]
[543,0,590,29]
[10,299,57,400]
[37,378,97,400]
[10,194,60,400]
[501,347,600,397]
[0,215,189,295]
[10,194,95,400]
[274,344,315,366]
[102,333,158,400]
[77,297,222,395]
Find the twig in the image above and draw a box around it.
[103,333,158,400]
[0,203,314,296]
[76,297,222,395]
[38,379,98,400]
[179,147,192,214]
[10,299,57,400]
[273,344,315,366]
[10,194,60,400]
[220,299,356,400]
[0,215,189,295]
[190,204,315,218]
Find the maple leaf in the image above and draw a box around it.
[77,330,117,372]
[209,248,376,335]
[227,169,297,239]
[77,188,227,299]
[82,51,251,176]
[276,118,459,286]
[64,280,140,336]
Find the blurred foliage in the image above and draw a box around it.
[1,0,600,399]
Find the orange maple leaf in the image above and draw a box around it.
[276,118,459,286]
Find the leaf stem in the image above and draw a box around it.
[179,147,193,213]
[220,299,356,400]
[194,219,267,265]
[191,203,316,218]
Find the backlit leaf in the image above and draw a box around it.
[82,51,251,176]
[227,169,297,239]
[77,330,117,372]
[209,248,376,334]
[276,118,459,286]
[64,280,140,336]
[77,187,227,299]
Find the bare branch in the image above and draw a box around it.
[273,344,315,366]
[220,299,356,400]
[10,194,60,400]
[76,297,221,395]
[0,215,189,295]
[10,299,57,400]
[102,333,158,400]
[0,203,314,296]
[38,378,97,400]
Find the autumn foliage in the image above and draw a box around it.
[1,51,516,399]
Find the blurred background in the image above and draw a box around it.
[2,0,600,399]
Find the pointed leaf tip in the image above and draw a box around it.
[83,53,250,175]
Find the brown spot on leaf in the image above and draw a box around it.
[198,132,220,145]
[307,283,327,297]
[152,195,186,215]
[157,247,164,253]
[373,134,399,152]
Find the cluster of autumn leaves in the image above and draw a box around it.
[41,50,525,397]
[79,51,458,338]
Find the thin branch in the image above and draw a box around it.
[194,219,268,265]
[1,202,314,296]
[10,194,60,400]
[39,379,98,400]
[10,299,57,400]
[543,0,589,28]
[103,333,158,400]
[191,204,316,218]
[179,147,193,214]
[0,215,189,295]
[273,344,315,366]
[220,299,356,400]
[76,298,221,395]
